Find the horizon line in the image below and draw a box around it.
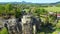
[0,1,60,3]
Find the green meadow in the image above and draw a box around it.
[44,7,60,12]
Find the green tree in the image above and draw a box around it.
[0,5,5,15]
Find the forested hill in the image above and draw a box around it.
[0,1,60,6]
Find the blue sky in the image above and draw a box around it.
[0,0,60,3]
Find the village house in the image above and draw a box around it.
[57,14,60,20]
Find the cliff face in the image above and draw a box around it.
[0,11,41,34]
[21,15,33,34]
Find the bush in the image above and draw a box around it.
[0,27,8,34]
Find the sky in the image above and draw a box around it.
[0,0,60,3]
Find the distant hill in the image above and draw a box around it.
[0,1,33,4]
[0,1,60,6]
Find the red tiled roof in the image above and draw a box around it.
[57,14,60,16]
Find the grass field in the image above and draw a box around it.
[43,7,60,12]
